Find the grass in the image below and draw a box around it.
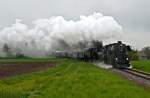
[0,58,150,98]
[131,60,150,73]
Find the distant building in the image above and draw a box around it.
[138,51,148,60]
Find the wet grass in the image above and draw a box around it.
[131,60,150,73]
[0,58,150,98]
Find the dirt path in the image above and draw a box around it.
[0,61,58,78]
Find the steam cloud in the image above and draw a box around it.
[0,13,123,57]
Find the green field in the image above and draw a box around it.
[131,60,150,73]
[0,58,150,98]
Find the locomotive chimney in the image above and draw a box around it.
[118,41,122,44]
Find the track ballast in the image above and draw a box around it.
[121,68,150,80]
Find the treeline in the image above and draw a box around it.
[128,46,150,61]
[128,50,139,60]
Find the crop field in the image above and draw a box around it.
[131,60,150,73]
[0,58,150,98]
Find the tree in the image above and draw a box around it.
[3,43,12,57]
[126,45,139,61]
[128,50,139,61]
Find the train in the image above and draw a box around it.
[52,41,131,68]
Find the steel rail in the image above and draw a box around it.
[121,68,150,80]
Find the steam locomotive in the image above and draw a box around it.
[52,41,131,68]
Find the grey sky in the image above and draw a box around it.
[0,0,149,49]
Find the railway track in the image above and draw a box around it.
[121,68,150,80]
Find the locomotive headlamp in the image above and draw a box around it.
[126,58,129,60]
[115,58,118,60]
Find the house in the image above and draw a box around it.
[138,51,148,60]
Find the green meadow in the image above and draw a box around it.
[131,60,150,73]
[0,58,150,98]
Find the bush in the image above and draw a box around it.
[128,50,139,61]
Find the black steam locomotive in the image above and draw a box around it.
[52,41,131,68]
[103,41,130,68]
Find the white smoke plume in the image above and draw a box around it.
[0,12,123,57]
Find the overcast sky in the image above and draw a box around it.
[0,0,149,49]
